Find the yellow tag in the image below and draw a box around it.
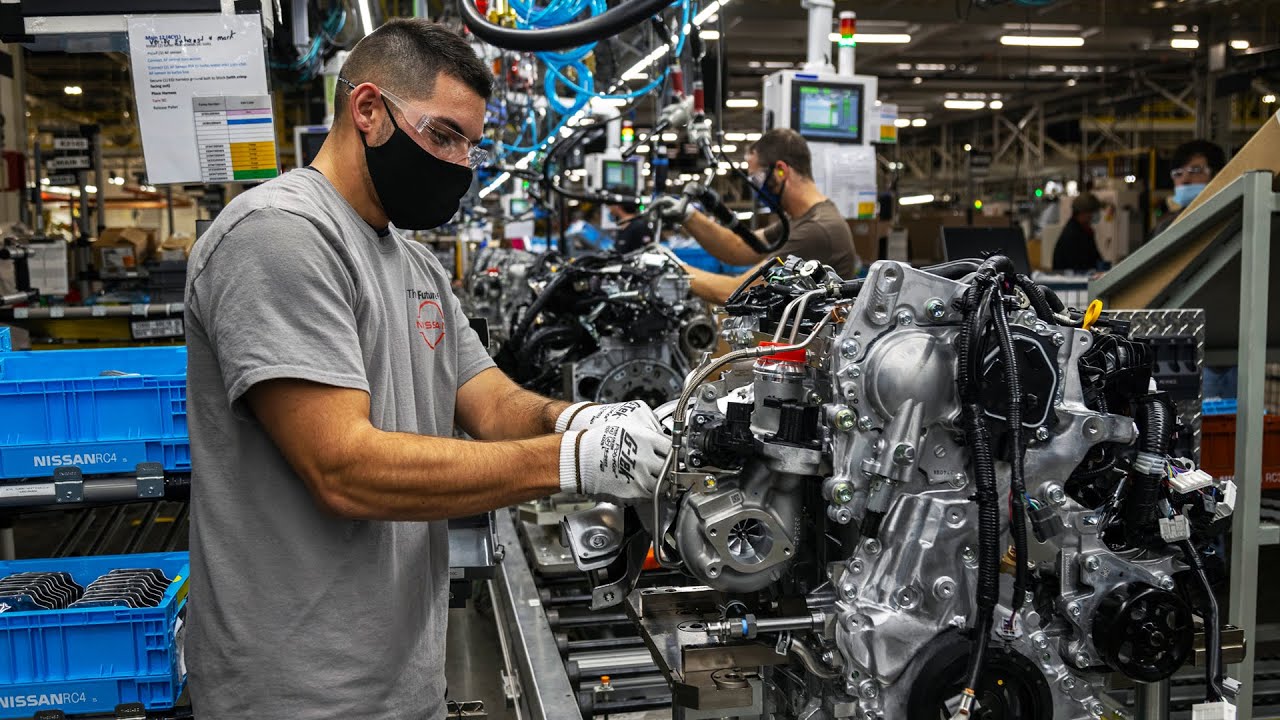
[1083,299,1103,329]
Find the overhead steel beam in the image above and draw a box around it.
[1142,78,1196,116]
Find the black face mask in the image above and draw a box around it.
[361,97,473,230]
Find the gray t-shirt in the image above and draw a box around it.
[184,168,494,719]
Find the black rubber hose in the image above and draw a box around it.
[459,0,679,52]
[725,259,775,305]
[976,254,1016,277]
[504,269,575,353]
[991,289,1030,615]
[1125,396,1173,529]
[837,278,865,298]
[1178,539,1226,702]
[1014,274,1055,321]
[1040,285,1067,313]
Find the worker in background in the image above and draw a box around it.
[1052,192,1105,273]
[183,20,669,719]
[608,200,654,253]
[653,128,858,303]
[1151,138,1227,238]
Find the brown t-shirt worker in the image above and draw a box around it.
[653,128,861,303]
[760,198,858,279]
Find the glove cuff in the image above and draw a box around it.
[555,401,595,433]
[559,430,585,494]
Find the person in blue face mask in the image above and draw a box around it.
[1151,139,1226,239]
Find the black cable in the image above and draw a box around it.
[1178,539,1226,702]
[724,257,776,305]
[1014,274,1055,321]
[955,278,1001,707]
[459,0,678,51]
[991,286,1030,618]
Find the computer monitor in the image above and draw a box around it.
[790,80,864,144]
[941,226,1033,275]
[601,159,640,195]
[294,125,330,168]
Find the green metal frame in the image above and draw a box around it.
[1093,171,1278,720]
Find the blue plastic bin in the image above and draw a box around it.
[0,329,9,353]
[1203,398,1239,416]
[0,552,189,718]
[0,348,189,480]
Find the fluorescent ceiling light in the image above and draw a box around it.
[1003,23,1083,32]
[84,185,98,193]
[1038,65,1059,73]
[634,144,651,153]
[735,211,754,220]
[828,32,912,44]
[911,118,926,127]
[900,194,935,206]
[1000,35,1085,47]
[912,77,923,85]
[745,132,762,141]
[897,63,912,71]
[915,63,946,71]
[63,85,82,95]
[661,132,679,142]
[944,100,986,110]
[894,118,911,128]
[1066,78,1077,87]
[40,177,50,186]
[988,100,1004,110]
[724,132,747,142]
[726,98,759,108]
[1170,38,1199,49]
[1230,39,1249,50]
[716,144,738,152]
[1172,24,1188,33]
[701,30,720,40]
[1263,94,1277,104]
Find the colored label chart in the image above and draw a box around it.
[192,95,280,182]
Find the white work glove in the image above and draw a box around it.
[649,195,694,224]
[559,425,671,504]
[555,400,663,434]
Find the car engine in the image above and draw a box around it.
[492,248,716,405]
[463,246,540,349]
[565,255,1236,719]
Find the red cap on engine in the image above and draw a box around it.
[757,341,807,363]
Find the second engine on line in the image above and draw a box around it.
[490,248,716,405]
[570,255,1236,719]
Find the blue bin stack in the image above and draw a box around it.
[0,553,189,718]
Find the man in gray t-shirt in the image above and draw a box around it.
[185,20,670,718]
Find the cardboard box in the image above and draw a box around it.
[1103,110,1280,308]
[157,234,197,261]
[96,227,156,276]
[847,219,886,266]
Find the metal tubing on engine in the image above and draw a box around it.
[656,311,838,568]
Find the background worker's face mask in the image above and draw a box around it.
[1173,182,1208,208]
[362,97,473,230]
[750,165,786,210]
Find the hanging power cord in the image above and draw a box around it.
[459,0,679,52]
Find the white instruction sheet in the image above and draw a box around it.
[127,14,274,185]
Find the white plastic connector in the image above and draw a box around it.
[1170,468,1215,494]
[1191,701,1236,720]
[1159,515,1192,543]
[1215,480,1238,521]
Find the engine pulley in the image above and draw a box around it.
[904,631,1053,720]
[1091,583,1194,682]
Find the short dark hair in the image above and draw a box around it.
[335,19,492,120]
[610,201,640,215]
[1171,139,1226,174]
[749,128,812,179]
